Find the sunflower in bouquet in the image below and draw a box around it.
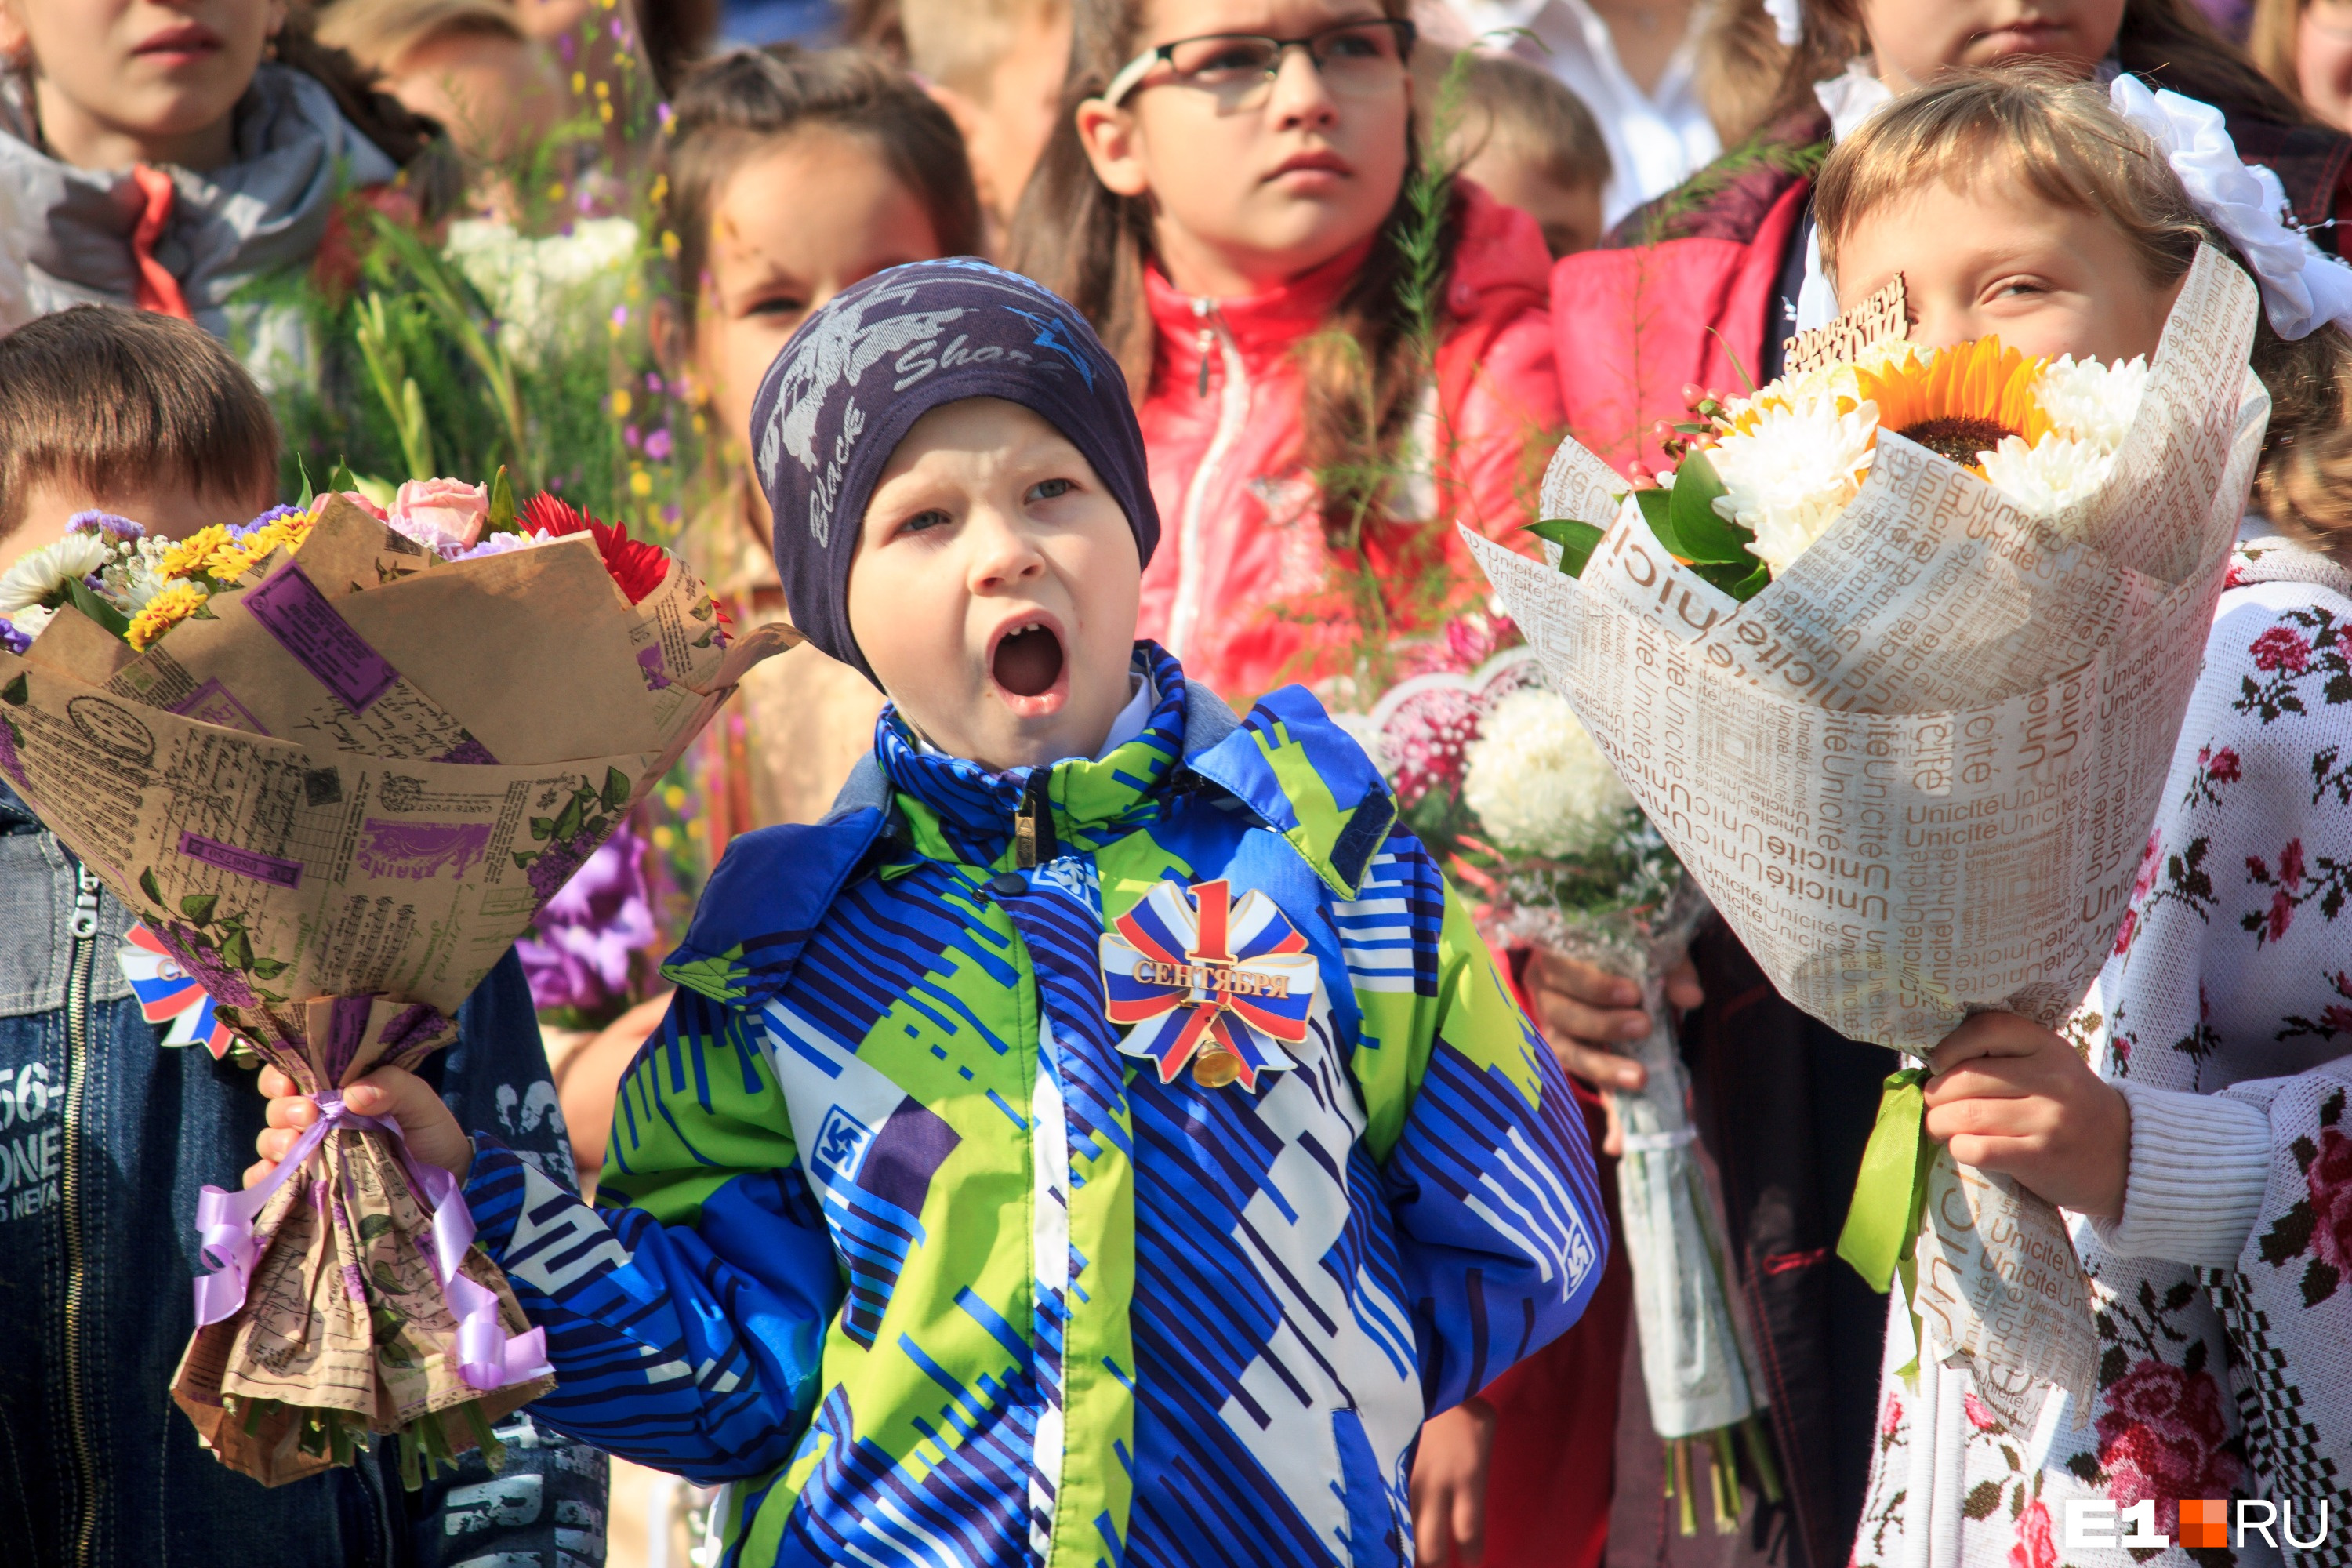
[1537,334,2150,593]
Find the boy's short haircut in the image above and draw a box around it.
[0,307,280,540]
[1454,53,1613,194]
[899,0,1067,101]
[314,0,527,71]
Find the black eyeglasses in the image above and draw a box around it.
[1101,18,1417,110]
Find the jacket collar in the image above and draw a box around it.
[879,642,1191,869]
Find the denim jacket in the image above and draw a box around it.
[0,784,608,1568]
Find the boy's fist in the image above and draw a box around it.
[246,1064,474,1189]
[1923,1012,2130,1218]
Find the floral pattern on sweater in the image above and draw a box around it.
[1857,539,2352,1568]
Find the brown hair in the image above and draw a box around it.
[1764,0,2310,130]
[902,0,1069,100]
[661,46,982,321]
[1448,53,1611,192]
[273,2,450,169]
[1814,69,2352,564]
[0,307,281,539]
[1008,0,1453,540]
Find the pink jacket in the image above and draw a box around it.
[1135,183,1563,704]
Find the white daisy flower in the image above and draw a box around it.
[0,533,110,615]
[1705,391,1882,576]
[1980,434,2118,517]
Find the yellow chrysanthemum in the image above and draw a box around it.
[158,525,234,581]
[1854,336,2053,470]
[125,582,209,652]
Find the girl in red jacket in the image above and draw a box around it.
[1011,0,1564,706]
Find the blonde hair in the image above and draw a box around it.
[2249,0,2307,103]
[314,0,524,73]
[899,0,1067,101]
[1448,53,1611,193]
[1816,68,2352,564]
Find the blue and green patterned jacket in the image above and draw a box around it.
[463,644,1605,1568]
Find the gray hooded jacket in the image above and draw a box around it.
[0,62,395,372]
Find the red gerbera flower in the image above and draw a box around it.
[521,493,671,605]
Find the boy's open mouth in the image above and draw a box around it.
[991,619,1066,701]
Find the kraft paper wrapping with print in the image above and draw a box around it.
[0,498,798,1483]
[1469,249,2267,1426]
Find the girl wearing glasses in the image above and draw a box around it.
[1011,0,1566,712]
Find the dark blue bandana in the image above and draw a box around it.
[749,259,1160,686]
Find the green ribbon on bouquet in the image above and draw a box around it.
[1835,1067,1937,1293]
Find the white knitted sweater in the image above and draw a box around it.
[1856,536,2352,1568]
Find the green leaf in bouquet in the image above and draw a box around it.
[220,927,255,971]
[1527,517,1606,579]
[180,892,218,924]
[1726,563,1771,601]
[529,816,554,841]
[329,458,361,498]
[64,580,131,641]
[1,675,24,706]
[1689,559,1762,597]
[601,765,631,815]
[1633,485,1679,556]
[294,454,314,510]
[486,466,518,535]
[550,792,584,844]
[358,1210,395,1244]
[1660,449,1756,565]
[139,868,165,907]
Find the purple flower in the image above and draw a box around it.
[67,510,143,541]
[644,428,673,461]
[656,102,673,129]
[0,618,31,655]
[644,371,664,394]
[624,424,642,451]
[452,532,540,561]
[516,818,656,1014]
[612,303,630,328]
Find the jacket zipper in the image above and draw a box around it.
[1014,771,1059,869]
[62,859,101,1568]
[1167,298,1248,660]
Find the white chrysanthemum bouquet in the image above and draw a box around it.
[1538,338,2150,593]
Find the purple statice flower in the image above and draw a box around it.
[516,816,656,1014]
[452,528,555,561]
[0,618,32,655]
[612,303,629,328]
[656,102,673,130]
[644,371,664,394]
[624,424,641,452]
[67,510,143,541]
[644,427,673,462]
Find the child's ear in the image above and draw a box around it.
[0,0,31,65]
[1073,98,1151,199]
[649,294,688,383]
[265,0,289,38]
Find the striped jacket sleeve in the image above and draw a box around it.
[1338,828,1609,1414]
[463,985,843,1483]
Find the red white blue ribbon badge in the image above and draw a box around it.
[1098,878,1319,1090]
[118,923,238,1059]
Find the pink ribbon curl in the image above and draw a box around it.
[194,1091,552,1392]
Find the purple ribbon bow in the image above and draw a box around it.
[193,1091,551,1392]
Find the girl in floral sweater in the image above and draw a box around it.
[1808,72,2352,1568]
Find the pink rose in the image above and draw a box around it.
[2008,1500,2057,1568]
[2096,1359,2240,1537]
[388,478,488,554]
[2307,1126,2352,1275]
[322,489,386,521]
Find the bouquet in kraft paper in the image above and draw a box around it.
[1334,616,1777,1530]
[0,481,796,1484]
[1466,247,2267,1428]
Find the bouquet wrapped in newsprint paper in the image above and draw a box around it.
[1467,247,2267,1427]
[0,485,793,1483]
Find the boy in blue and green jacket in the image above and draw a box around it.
[256,262,1605,1567]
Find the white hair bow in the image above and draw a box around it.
[2110,74,2352,340]
[1764,0,1802,47]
